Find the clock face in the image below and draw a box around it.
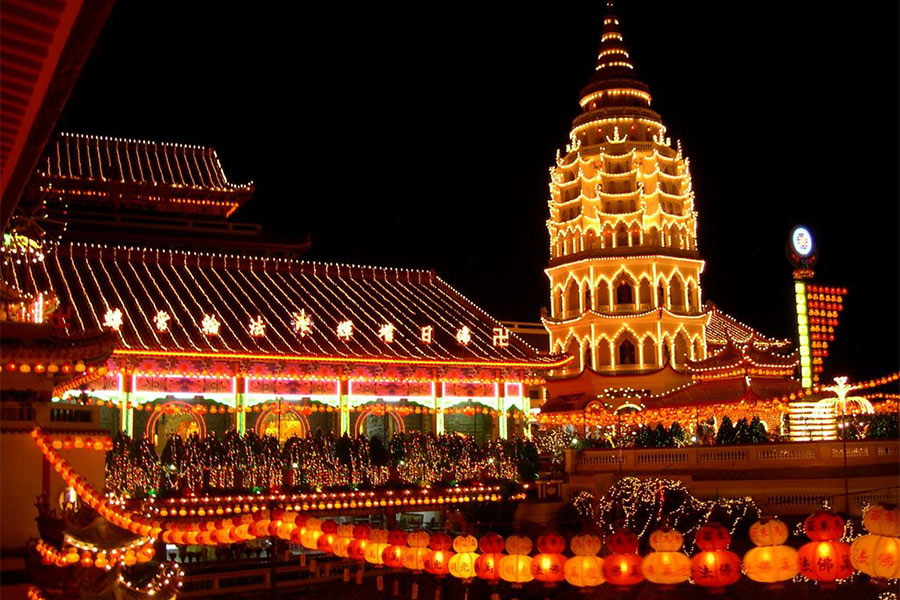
[791,226,813,257]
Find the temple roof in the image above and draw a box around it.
[705,305,792,350]
[4,243,566,368]
[33,132,254,217]
[689,338,798,374]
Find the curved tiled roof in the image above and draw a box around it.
[5,243,566,368]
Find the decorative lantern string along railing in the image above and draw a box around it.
[116,561,184,597]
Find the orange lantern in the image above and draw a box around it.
[642,528,690,586]
[743,518,798,585]
[863,503,900,537]
[691,523,741,590]
[364,528,390,565]
[602,528,643,588]
[474,532,504,582]
[448,534,479,581]
[348,524,370,562]
[499,534,533,587]
[424,548,453,577]
[332,524,355,559]
[300,518,323,550]
[531,532,566,584]
[798,511,853,583]
[851,504,900,580]
[565,533,604,588]
[402,529,430,573]
[316,520,338,553]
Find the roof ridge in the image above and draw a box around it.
[57,131,213,151]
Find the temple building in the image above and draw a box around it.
[541,7,798,403]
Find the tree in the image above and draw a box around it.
[653,423,673,447]
[669,422,688,447]
[636,426,654,448]
[748,416,768,444]
[715,416,735,445]
[733,418,750,444]
[369,435,389,467]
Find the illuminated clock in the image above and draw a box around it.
[791,226,814,257]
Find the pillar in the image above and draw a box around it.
[433,381,444,435]
[120,372,135,436]
[235,376,247,434]
[339,378,350,436]
[496,383,507,440]
[521,385,532,439]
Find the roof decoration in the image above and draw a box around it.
[705,306,792,350]
[4,243,565,368]
[689,339,798,381]
[33,133,253,217]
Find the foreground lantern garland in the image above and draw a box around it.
[851,504,900,580]
[642,527,690,585]
[743,517,798,585]
[798,510,853,583]
[691,523,741,590]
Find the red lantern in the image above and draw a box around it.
[382,543,405,569]
[603,528,643,587]
[798,541,853,582]
[536,532,566,554]
[347,524,370,562]
[804,510,845,542]
[691,523,741,591]
[531,552,566,584]
[478,532,505,554]
[425,549,453,577]
[474,552,502,582]
[607,529,639,554]
[429,532,452,551]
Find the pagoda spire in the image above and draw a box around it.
[579,2,653,112]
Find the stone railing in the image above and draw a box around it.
[566,439,899,474]
[0,401,100,430]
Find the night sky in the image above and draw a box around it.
[55,3,899,382]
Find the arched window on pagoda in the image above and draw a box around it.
[582,344,593,371]
[630,225,641,246]
[566,338,580,374]
[669,276,685,310]
[639,278,652,308]
[673,332,690,367]
[583,286,593,311]
[687,280,698,312]
[617,337,637,366]
[641,336,657,367]
[585,229,597,250]
[615,223,629,247]
[602,226,614,249]
[647,226,659,246]
[661,338,671,365]
[614,277,634,308]
[692,337,704,361]
[671,227,682,249]
[596,338,612,369]
[565,280,580,318]
[657,281,667,308]
[595,280,610,311]
[553,287,564,318]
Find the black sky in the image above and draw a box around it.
[55,2,899,382]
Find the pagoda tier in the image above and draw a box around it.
[705,305,792,352]
[544,5,706,382]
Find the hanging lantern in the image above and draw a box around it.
[798,511,853,583]
[602,528,643,588]
[565,533,604,588]
[402,529,430,573]
[642,527,690,586]
[448,534,479,581]
[382,530,407,569]
[499,534,533,587]
[364,529,390,565]
[332,524,355,558]
[474,532,504,582]
[424,539,453,578]
[531,532,566,584]
[690,523,741,591]
[851,504,900,580]
[316,520,338,553]
[863,503,900,537]
[347,524,370,562]
[743,518,798,585]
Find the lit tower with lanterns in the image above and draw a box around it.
[543,4,707,392]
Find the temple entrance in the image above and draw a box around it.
[255,406,309,442]
[354,407,405,440]
[145,401,205,453]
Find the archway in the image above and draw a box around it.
[353,407,406,439]
[144,401,206,452]
[255,405,310,442]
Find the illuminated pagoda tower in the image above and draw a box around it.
[543,5,707,395]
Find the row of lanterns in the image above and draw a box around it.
[288,506,898,589]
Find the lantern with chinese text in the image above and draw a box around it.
[602,528,643,588]
[690,523,741,590]
[382,530,407,569]
[333,524,355,558]
[797,511,853,583]
[448,534,479,581]
[531,532,566,584]
[743,518,798,585]
[565,533,604,588]
[402,529,430,572]
[499,534,534,587]
[365,529,390,565]
[316,520,338,553]
[863,503,900,537]
[851,504,900,580]
[424,533,453,577]
[474,533,504,582]
[300,518,323,550]
[642,528,690,585]
[348,524,370,562]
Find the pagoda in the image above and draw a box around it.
[543,4,707,395]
